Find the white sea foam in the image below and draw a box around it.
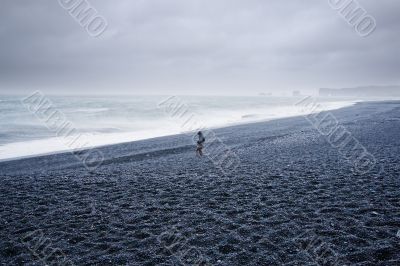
[0,96,356,162]
[0,130,178,161]
[74,108,110,113]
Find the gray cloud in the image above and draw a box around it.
[0,0,399,95]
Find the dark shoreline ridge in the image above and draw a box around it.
[1,101,400,265]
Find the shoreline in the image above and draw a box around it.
[0,99,357,163]
[0,100,395,176]
[1,100,400,265]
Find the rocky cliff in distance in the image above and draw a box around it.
[319,85,400,97]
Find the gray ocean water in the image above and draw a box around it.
[0,95,356,160]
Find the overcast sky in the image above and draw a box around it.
[0,0,399,95]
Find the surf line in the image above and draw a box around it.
[21,91,104,171]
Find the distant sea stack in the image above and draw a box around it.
[319,85,400,97]
[292,90,301,97]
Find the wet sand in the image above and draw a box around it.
[1,101,400,265]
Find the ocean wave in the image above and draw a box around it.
[241,114,259,119]
[0,96,357,161]
[74,108,110,113]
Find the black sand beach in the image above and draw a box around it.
[1,101,400,265]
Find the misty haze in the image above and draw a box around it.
[1,1,399,265]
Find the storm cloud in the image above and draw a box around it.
[0,0,399,95]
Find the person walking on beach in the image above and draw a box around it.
[196,131,205,157]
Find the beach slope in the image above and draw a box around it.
[1,101,400,265]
